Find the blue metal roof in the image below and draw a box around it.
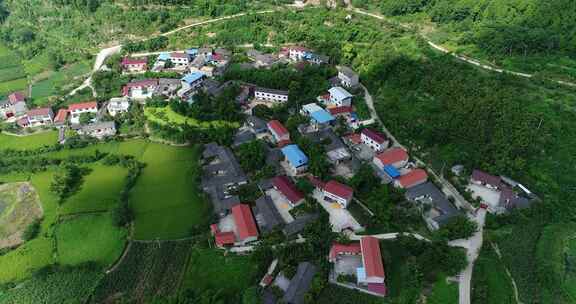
[384,165,401,179]
[181,72,205,84]
[281,145,308,168]
[310,109,335,124]
[158,52,170,61]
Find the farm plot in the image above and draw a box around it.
[0,182,43,249]
[0,44,27,96]
[0,265,103,304]
[59,165,128,214]
[0,131,58,150]
[31,61,91,106]
[56,212,127,267]
[180,248,259,301]
[130,143,210,240]
[91,240,192,303]
[144,106,239,129]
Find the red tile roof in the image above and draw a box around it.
[375,148,408,166]
[124,79,159,88]
[54,109,68,123]
[471,169,501,187]
[329,242,362,261]
[267,120,289,138]
[397,169,428,188]
[121,57,147,66]
[361,128,387,144]
[324,180,353,200]
[329,106,353,115]
[367,283,387,295]
[215,231,235,247]
[346,133,362,145]
[68,101,97,112]
[170,52,188,58]
[8,92,25,104]
[232,204,259,241]
[307,175,325,189]
[27,107,52,117]
[361,237,385,280]
[272,176,304,204]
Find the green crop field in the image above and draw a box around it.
[31,61,91,106]
[180,248,259,299]
[428,276,458,304]
[130,143,210,240]
[472,244,515,304]
[60,165,129,214]
[56,213,127,267]
[0,44,27,96]
[0,78,27,96]
[0,131,58,150]
[144,106,239,129]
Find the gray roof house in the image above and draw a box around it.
[78,121,116,139]
[255,195,285,233]
[305,129,351,163]
[156,78,181,97]
[282,214,318,236]
[201,143,248,215]
[406,182,460,230]
[283,262,317,304]
[246,115,267,134]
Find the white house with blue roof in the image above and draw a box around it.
[281,144,309,175]
[301,103,335,130]
[328,86,353,107]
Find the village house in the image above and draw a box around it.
[69,101,98,124]
[122,79,159,100]
[406,182,460,230]
[373,148,409,170]
[178,72,206,102]
[21,107,54,128]
[283,262,317,304]
[305,129,351,164]
[255,195,285,233]
[337,66,360,88]
[470,169,501,190]
[246,115,267,134]
[272,175,305,207]
[327,87,353,107]
[361,128,389,152]
[281,144,309,175]
[199,47,213,59]
[210,225,236,248]
[168,52,190,67]
[232,204,259,244]
[323,180,354,208]
[267,120,290,143]
[286,46,309,61]
[307,53,329,65]
[78,121,116,139]
[301,103,335,130]
[254,87,289,104]
[155,78,181,98]
[53,109,68,127]
[329,237,386,297]
[201,143,248,216]
[0,92,28,119]
[395,169,428,189]
[121,57,147,73]
[107,97,130,117]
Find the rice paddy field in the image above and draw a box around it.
[0,131,58,150]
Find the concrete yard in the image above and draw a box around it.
[334,255,363,276]
[312,189,363,232]
[266,189,295,224]
[466,184,500,209]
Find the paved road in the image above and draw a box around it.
[456,208,486,304]
[350,8,576,88]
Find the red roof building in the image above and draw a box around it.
[323,180,354,208]
[329,242,362,262]
[329,106,353,116]
[346,133,362,145]
[396,169,428,189]
[471,169,501,189]
[121,57,147,66]
[214,231,236,247]
[232,204,259,243]
[54,109,68,124]
[267,120,290,142]
[360,236,385,284]
[27,107,52,117]
[8,92,25,104]
[361,128,387,144]
[272,176,304,206]
[68,101,98,113]
[373,148,409,169]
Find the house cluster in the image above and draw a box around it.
[329,237,387,297]
[468,169,536,213]
[280,46,330,65]
[145,47,231,76]
[0,92,28,120]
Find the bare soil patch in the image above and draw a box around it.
[0,182,44,249]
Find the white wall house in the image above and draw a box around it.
[169,52,190,66]
[69,101,98,124]
[78,121,116,139]
[328,87,353,107]
[323,180,354,208]
[288,47,308,61]
[107,97,130,117]
[122,79,159,100]
[361,128,388,152]
[254,88,289,104]
[26,108,54,127]
[338,66,359,88]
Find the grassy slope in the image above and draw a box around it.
[0,132,58,150]
[180,248,258,299]
[60,165,128,214]
[130,142,210,240]
[56,212,126,266]
[471,244,515,304]
[428,276,458,304]
[0,44,27,96]
[144,106,239,129]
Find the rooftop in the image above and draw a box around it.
[397,169,428,189]
[232,204,259,241]
[68,101,97,112]
[329,86,353,101]
[255,195,285,233]
[267,120,289,137]
[360,236,385,280]
[182,72,205,84]
[283,262,317,304]
[272,176,304,204]
[406,182,459,226]
[324,180,354,200]
[361,128,387,144]
[281,144,308,168]
[375,148,408,166]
